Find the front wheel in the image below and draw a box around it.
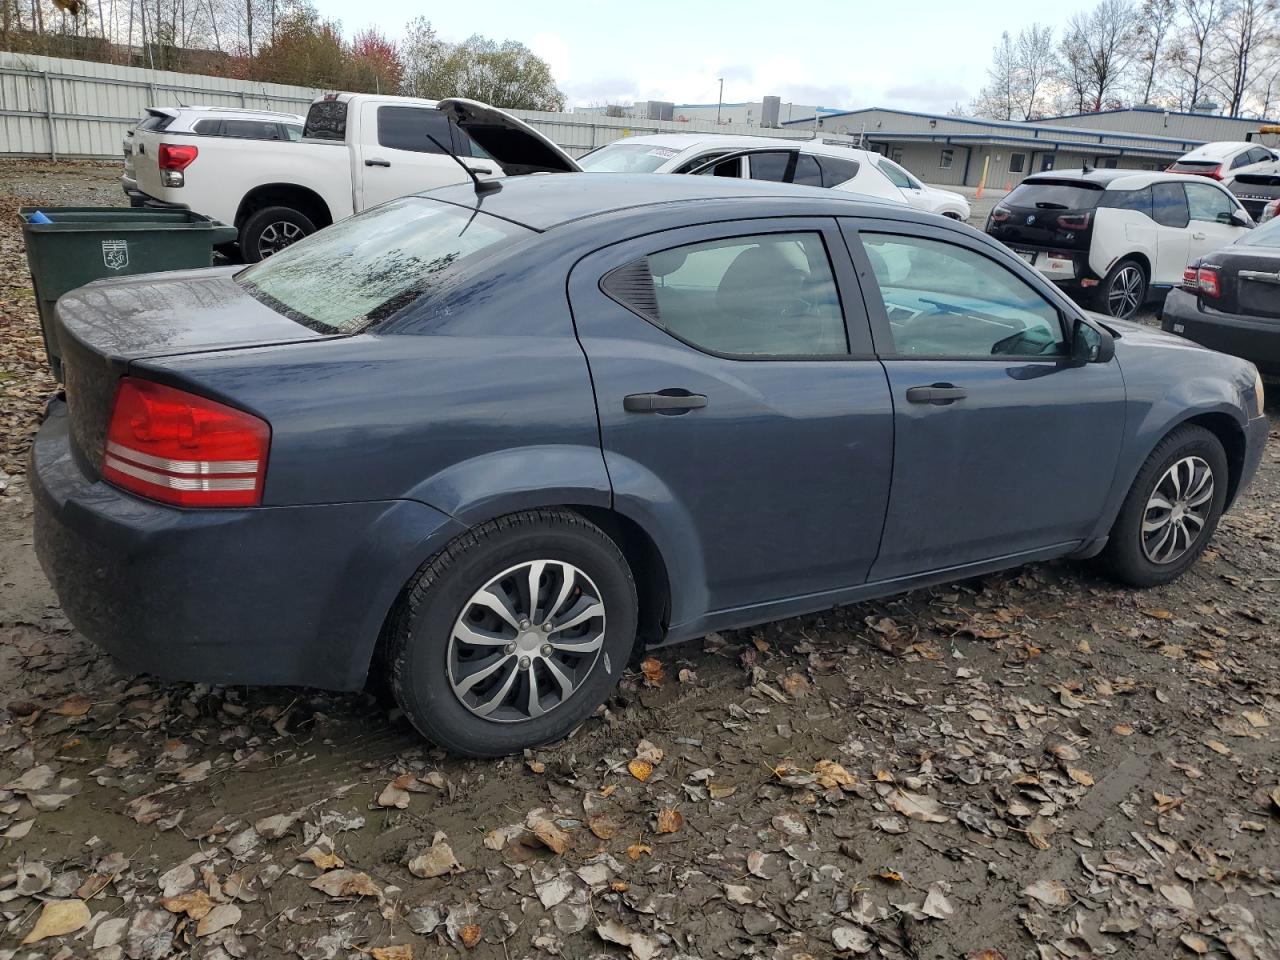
[1093,257,1147,319]
[240,206,315,263]
[384,510,638,757]
[1097,424,1228,587]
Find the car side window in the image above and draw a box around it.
[674,151,727,174]
[376,106,452,155]
[748,152,793,183]
[283,124,303,142]
[819,156,860,187]
[1101,187,1153,217]
[223,119,282,140]
[1185,182,1238,224]
[1151,182,1190,228]
[877,159,917,190]
[604,232,848,356]
[861,233,1067,359]
[193,119,221,135]
[793,154,823,186]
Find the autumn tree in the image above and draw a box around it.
[344,27,402,94]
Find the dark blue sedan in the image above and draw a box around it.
[31,174,1268,756]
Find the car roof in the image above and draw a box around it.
[1020,169,1229,190]
[422,172,897,231]
[1179,141,1254,160]
[597,132,874,160]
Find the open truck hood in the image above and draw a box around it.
[437,98,581,176]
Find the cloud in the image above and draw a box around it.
[884,79,971,111]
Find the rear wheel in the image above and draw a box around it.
[240,206,314,263]
[1097,424,1227,587]
[1093,257,1147,319]
[385,510,638,757]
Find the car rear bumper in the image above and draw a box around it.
[1161,287,1280,376]
[31,400,465,690]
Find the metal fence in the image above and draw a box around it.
[0,51,822,160]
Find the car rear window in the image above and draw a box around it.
[578,142,680,173]
[1169,160,1219,170]
[304,99,347,141]
[236,199,532,333]
[136,111,174,132]
[1004,180,1104,210]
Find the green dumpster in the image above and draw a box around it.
[19,206,239,380]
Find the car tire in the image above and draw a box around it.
[1097,424,1228,587]
[240,206,315,263]
[384,509,638,757]
[1092,257,1147,319]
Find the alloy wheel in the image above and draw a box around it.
[1107,265,1144,318]
[1141,455,1214,564]
[257,221,305,258]
[447,560,606,723]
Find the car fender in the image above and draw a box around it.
[1086,372,1248,541]
[405,444,613,524]
[1089,211,1152,279]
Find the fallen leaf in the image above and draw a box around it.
[639,657,665,686]
[460,924,482,949]
[1023,879,1071,908]
[254,813,296,840]
[922,884,954,920]
[707,781,736,800]
[887,789,949,823]
[814,759,856,789]
[195,903,240,937]
[626,842,652,860]
[1180,933,1209,955]
[655,808,683,834]
[55,693,92,717]
[1113,723,1134,736]
[408,836,463,879]
[627,758,654,783]
[597,918,660,960]
[299,846,345,870]
[874,867,904,883]
[176,760,212,784]
[588,815,619,840]
[1160,883,1194,911]
[372,946,414,960]
[725,883,756,904]
[310,869,381,899]
[22,899,90,944]
[525,809,570,854]
[1066,767,1094,786]
[832,926,873,954]
[378,774,413,809]
[161,890,214,920]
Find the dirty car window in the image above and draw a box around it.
[236,199,532,333]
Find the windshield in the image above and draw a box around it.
[578,142,681,173]
[237,198,532,333]
[1239,217,1280,248]
[1004,180,1104,210]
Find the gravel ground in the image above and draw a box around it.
[0,160,1275,960]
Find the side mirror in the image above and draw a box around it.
[1229,211,1253,228]
[1072,318,1115,363]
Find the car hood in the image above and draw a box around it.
[437,98,581,176]
[923,184,969,209]
[1089,313,1193,348]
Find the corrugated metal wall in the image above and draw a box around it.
[0,52,819,159]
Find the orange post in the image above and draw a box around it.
[975,155,991,199]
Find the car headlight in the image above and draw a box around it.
[1254,366,1266,418]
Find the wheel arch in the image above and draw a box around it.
[234,182,334,231]
[1181,410,1248,507]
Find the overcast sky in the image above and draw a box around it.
[320,0,1104,113]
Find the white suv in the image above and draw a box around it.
[578,134,971,219]
[123,106,304,206]
[985,170,1252,319]
[1167,141,1279,181]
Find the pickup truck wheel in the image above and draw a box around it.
[1096,424,1227,587]
[241,206,314,262]
[385,509,638,757]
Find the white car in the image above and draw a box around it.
[123,106,304,206]
[126,94,578,261]
[578,134,971,220]
[986,169,1252,319]
[1167,140,1280,181]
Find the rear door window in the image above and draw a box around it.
[1151,182,1191,228]
[748,152,795,183]
[793,154,823,186]
[376,105,452,154]
[223,119,284,140]
[1100,187,1153,217]
[193,119,222,135]
[819,156,860,187]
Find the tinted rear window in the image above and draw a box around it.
[137,112,174,132]
[376,105,451,154]
[236,199,532,333]
[304,100,347,141]
[1169,160,1220,170]
[1005,180,1104,210]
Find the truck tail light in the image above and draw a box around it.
[158,143,197,187]
[157,143,198,171]
[1196,266,1221,298]
[102,377,269,508]
[1057,212,1091,230]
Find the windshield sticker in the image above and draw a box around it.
[646,147,679,158]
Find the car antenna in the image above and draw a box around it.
[1082,161,1093,173]
[426,133,502,196]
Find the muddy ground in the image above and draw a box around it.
[0,160,1277,960]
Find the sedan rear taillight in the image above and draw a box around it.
[1196,266,1221,298]
[102,377,269,508]
[1181,264,1200,291]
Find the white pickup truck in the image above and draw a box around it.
[126,93,580,261]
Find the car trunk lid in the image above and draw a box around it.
[56,267,335,476]
[1229,172,1280,220]
[1199,247,1280,319]
[437,98,581,175]
[985,178,1102,253]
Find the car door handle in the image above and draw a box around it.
[906,384,967,405]
[365,158,391,167]
[623,392,709,413]
[1192,232,1206,240]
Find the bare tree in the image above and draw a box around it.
[1132,0,1179,102]
[973,31,1018,119]
[1060,0,1142,112]
[1168,0,1225,108]
[1210,0,1280,114]
[972,25,1057,120]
